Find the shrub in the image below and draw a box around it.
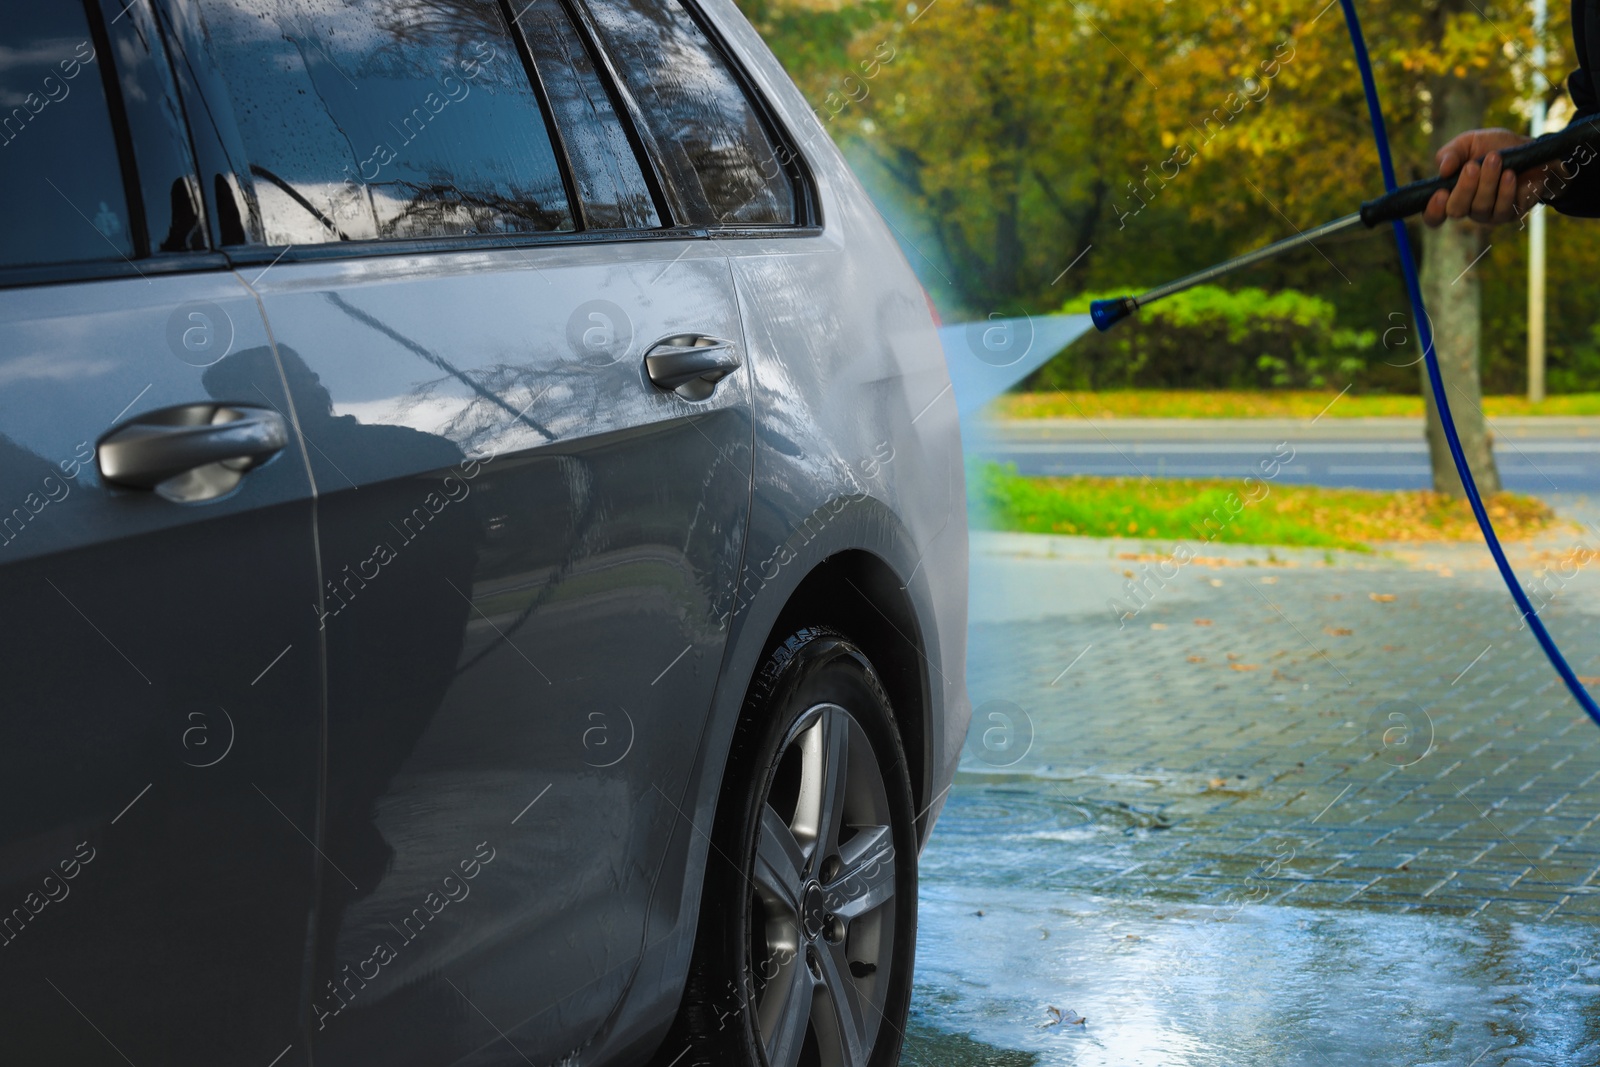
[1547,322,1600,395]
[1028,285,1377,391]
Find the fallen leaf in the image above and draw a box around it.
[1042,1006,1087,1028]
[1230,663,1261,671]
[1323,626,1353,636]
[1227,652,1241,660]
[1194,619,1213,626]
[1383,644,1401,652]
[1208,777,1227,787]
[1369,593,1396,602]
[1187,655,1205,663]
[1208,578,1224,587]
[1580,677,1600,686]
[1150,622,1168,630]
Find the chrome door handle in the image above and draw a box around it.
[644,335,741,400]
[98,403,288,489]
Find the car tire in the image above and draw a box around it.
[669,627,917,1067]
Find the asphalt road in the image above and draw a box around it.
[972,416,1600,495]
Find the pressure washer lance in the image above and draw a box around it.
[1089,118,1600,332]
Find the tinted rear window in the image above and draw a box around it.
[582,0,796,226]
[190,0,573,244]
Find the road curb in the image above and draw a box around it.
[977,416,1600,443]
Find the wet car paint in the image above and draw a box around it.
[247,240,755,1063]
[0,275,324,1065]
[0,0,968,1062]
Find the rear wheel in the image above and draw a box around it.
[672,628,916,1067]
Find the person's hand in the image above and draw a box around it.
[1424,128,1558,227]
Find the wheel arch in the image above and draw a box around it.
[759,551,932,844]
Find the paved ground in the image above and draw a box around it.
[971,417,1600,493]
[903,510,1600,1066]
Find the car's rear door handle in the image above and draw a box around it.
[644,335,741,400]
[98,403,288,489]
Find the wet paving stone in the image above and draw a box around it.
[910,531,1600,1065]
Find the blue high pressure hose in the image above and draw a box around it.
[1337,0,1600,726]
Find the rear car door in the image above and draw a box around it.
[0,4,324,1065]
[168,0,754,1061]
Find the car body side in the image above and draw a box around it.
[0,0,967,1061]
[592,1,970,1062]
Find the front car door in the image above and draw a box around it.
[165,0,754,1060]
[0,4,324,1064]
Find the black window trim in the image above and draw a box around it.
[509,0,675,231]
[0,252,232,291]
[83,0,151,258]
[556,0,684,227]
[108,0,214,257]
[496,0,589,230]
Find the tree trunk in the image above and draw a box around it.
[1418,75,1501,497]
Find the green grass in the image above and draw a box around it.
[973,463,1558,550]
[992,390,1600,420]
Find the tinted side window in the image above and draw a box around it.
[0,7,134,270]
[518,3,660,230]
[581,0,796,226]
[189,0,573,245]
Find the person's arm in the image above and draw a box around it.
[1544,67,1600,218]
[1424,55,1600,228]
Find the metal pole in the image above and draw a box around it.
[1132,213,1366,306]
[1529,0,1548,404]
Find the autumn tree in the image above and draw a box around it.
[739,0,1594,496]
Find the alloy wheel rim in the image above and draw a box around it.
[749,702,898,1067]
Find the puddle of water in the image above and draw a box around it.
[911,869,1600,1067]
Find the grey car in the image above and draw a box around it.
[0,1,968,1065]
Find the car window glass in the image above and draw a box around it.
[517,3,659,230]
[0,7,135,270]
[188,0,573,244]
[581,0,795,226]
[100,0,205,254]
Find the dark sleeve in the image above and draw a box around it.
[1549,9,1600,216]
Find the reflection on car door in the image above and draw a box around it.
[0,7,325,1066]
[0,278,327,1067]
[269,250,749,1064]
[175,0,755,1060]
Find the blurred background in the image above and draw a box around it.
[741,0,1592,399]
